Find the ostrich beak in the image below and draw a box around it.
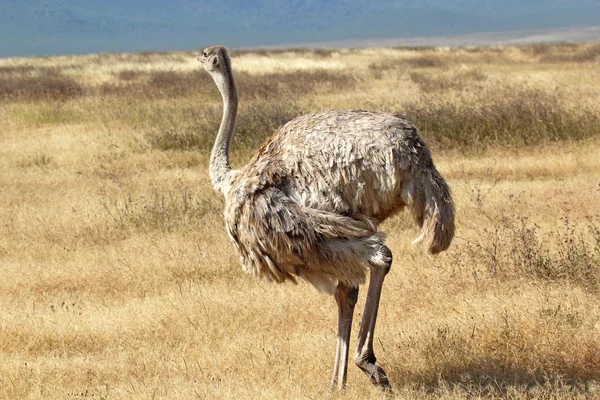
[197,56,205,63]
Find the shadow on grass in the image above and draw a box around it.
[393,356,599,397]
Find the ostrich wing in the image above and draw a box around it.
[224,185,388,294]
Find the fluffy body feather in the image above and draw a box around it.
[222,110,454,294]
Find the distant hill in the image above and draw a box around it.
[2,1,600,57]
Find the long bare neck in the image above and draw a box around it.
[210,66,238,195]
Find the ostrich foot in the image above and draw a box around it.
[357,357,392,392]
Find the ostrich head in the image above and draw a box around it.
[197,45,236,107]
[197,45,231,75]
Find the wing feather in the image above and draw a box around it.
[225,185,387,293]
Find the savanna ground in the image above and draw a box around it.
[1,42,600,399]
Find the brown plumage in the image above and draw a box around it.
[198,45,455,391]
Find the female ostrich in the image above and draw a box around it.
[198,45,454,391]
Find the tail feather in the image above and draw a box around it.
[410,168,455,254]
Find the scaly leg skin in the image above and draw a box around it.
[355,251,393,392]
[330,283,359,391]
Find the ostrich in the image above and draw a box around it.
[197,45,455,391]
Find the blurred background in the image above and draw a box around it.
[2,0,600,57]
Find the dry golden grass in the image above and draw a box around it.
[1,43,600,399]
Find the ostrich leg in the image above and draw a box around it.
[330,283,359,390]
[355,255,392,391]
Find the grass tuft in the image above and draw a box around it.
[0,67,83,101]
[522,43,600,63]
[452,207,600,292]
[409,69,487,92]
[404,85,600,150]
[103,187,220,233]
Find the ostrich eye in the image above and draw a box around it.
[203,51,208,57]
